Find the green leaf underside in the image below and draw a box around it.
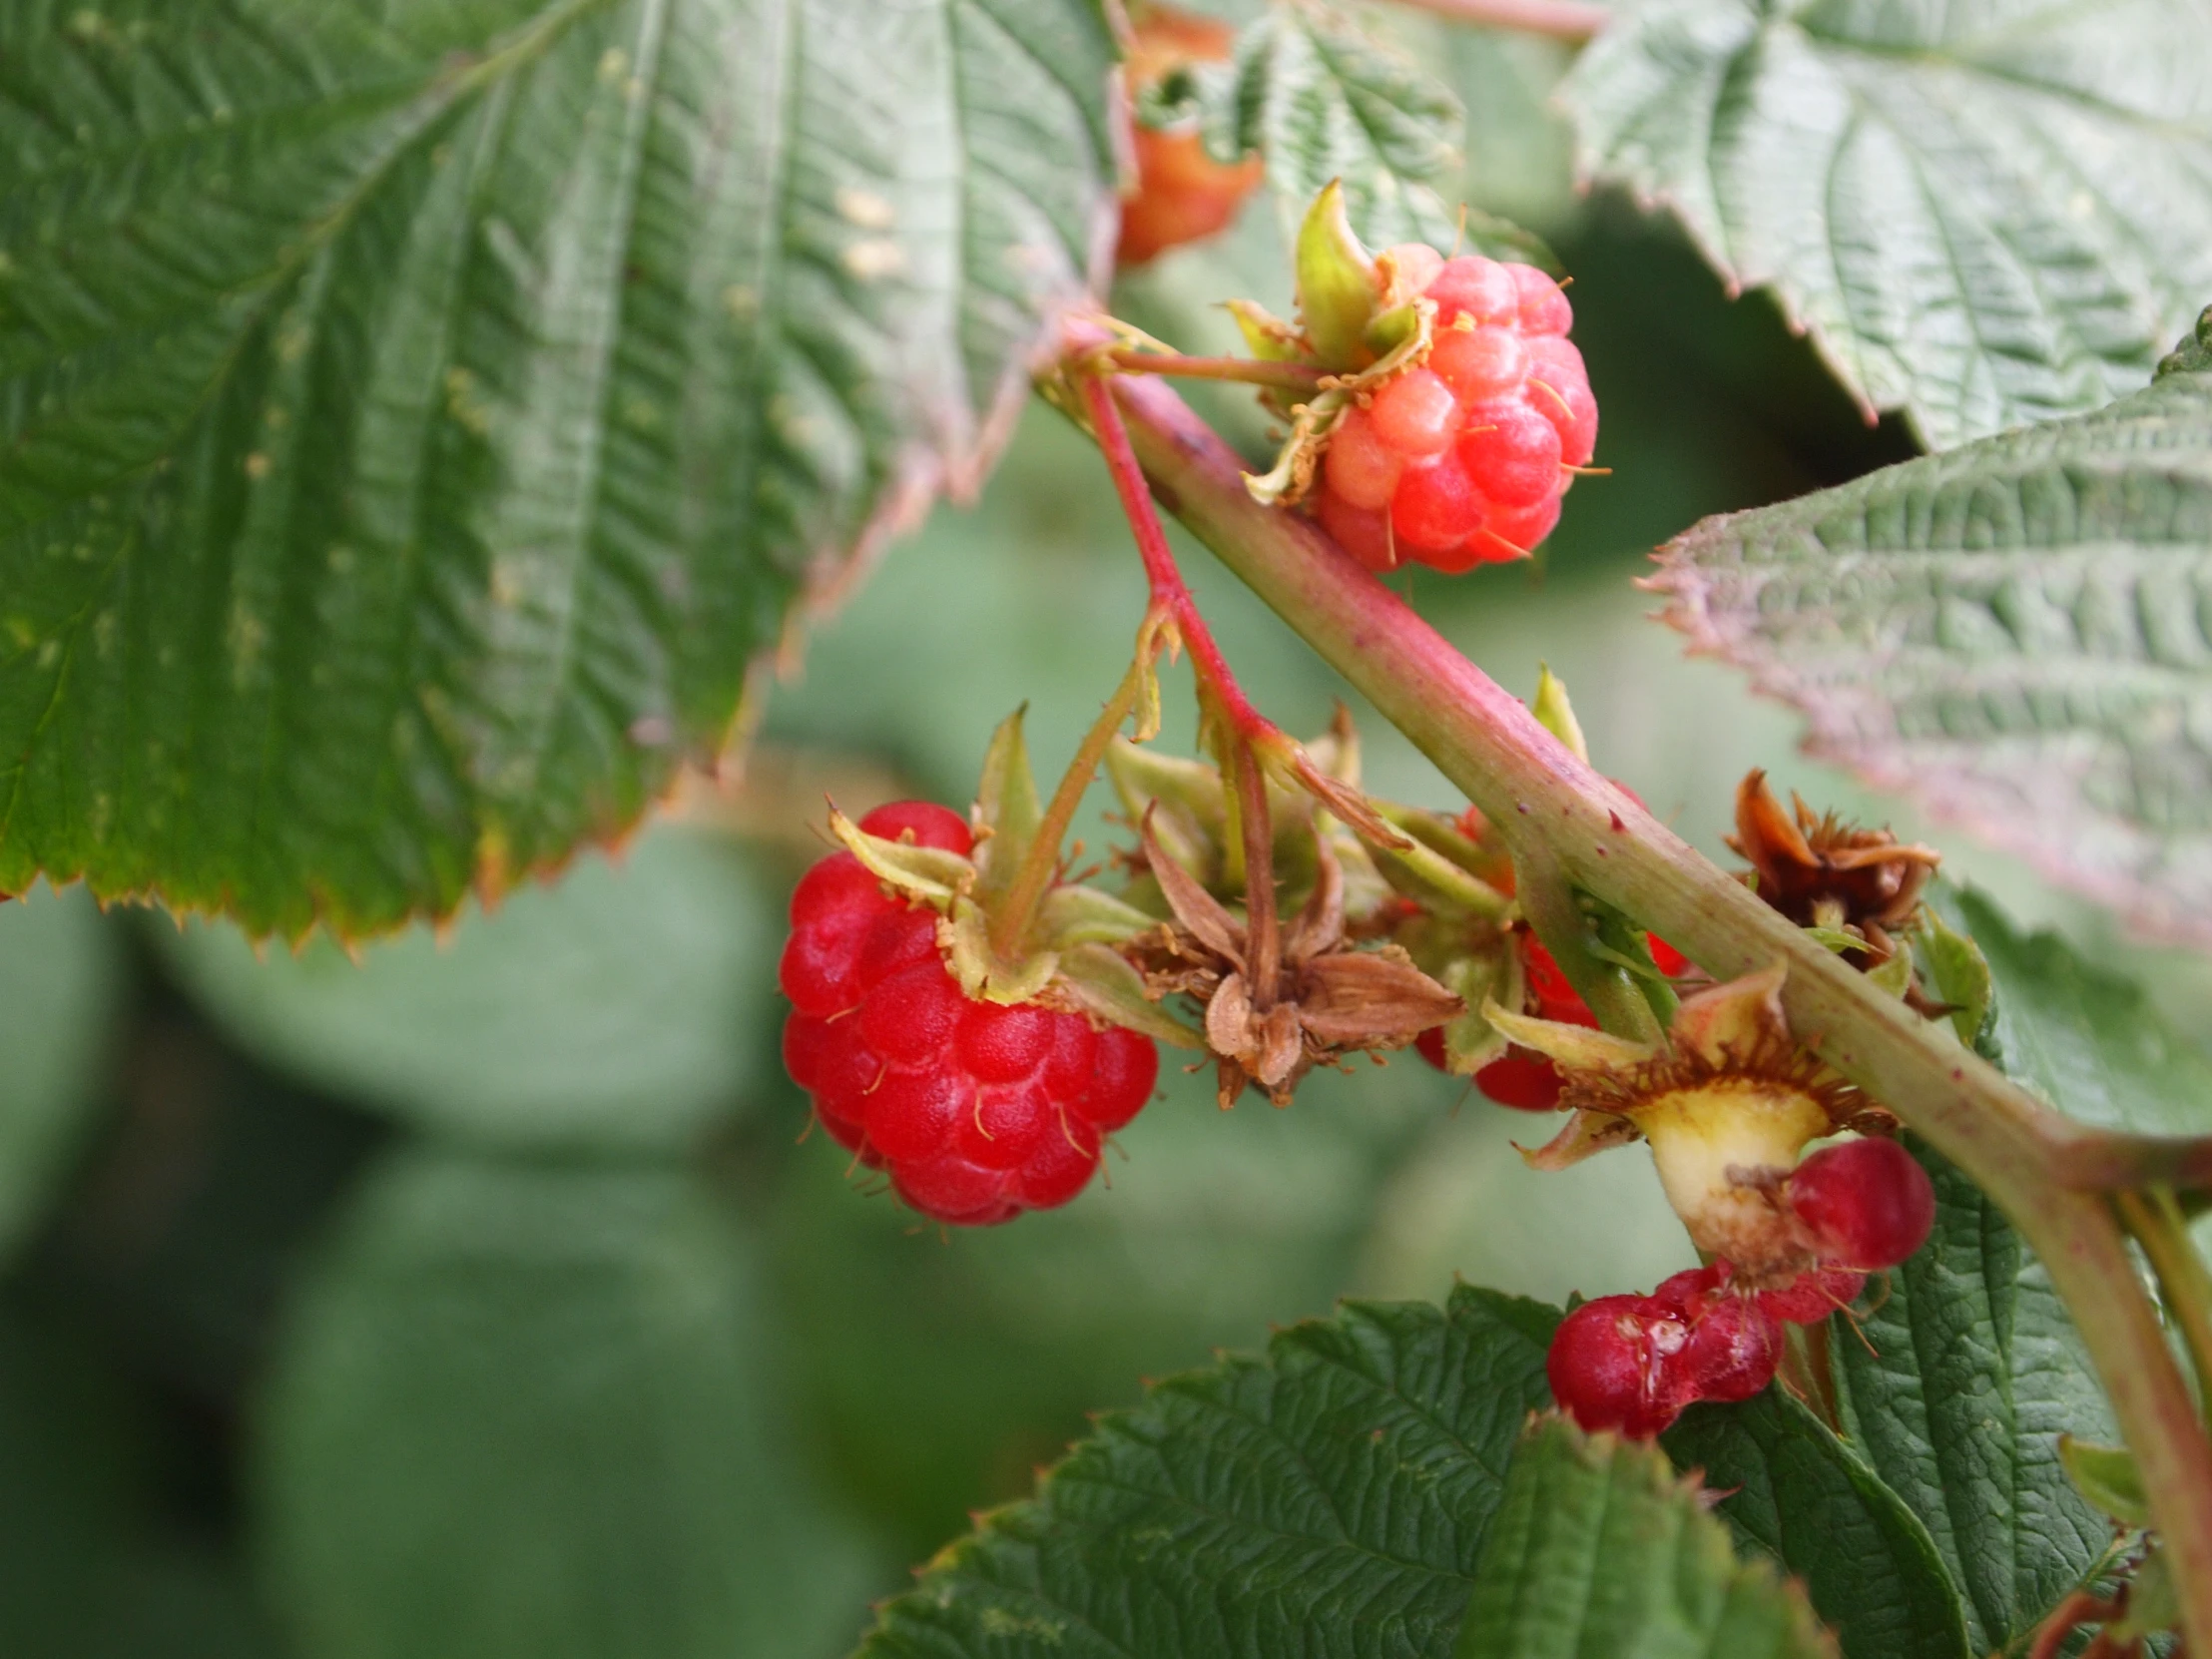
[1196,10,1473,255]
[1560,0,2212,450]
[257,1150,868,1659]
[1663,1390,1970,1659]
[1456,1417,1835,1659]
[857,1287,1560,1659]
[0,0,1113,938]
[1828,1135,2114,1652]
[1648,330,2212,946]
[154,824,770,1152]
[1940,886,2212,1134]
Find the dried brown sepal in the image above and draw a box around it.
[1727,771,1940,967]
[1130,813,1461,1106]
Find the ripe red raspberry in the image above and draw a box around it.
[1786,1137,1936,1271]
[779,802,1161,1225]
[1115,7,1264,266]
[1318,253,1595,574]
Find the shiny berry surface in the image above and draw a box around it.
[779,802,1160,1224]
[1547,1294,1691,1439]
[1313,254,1595,574]
[1788,1137,1936,1271]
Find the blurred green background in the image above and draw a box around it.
[7,20,2211,1658]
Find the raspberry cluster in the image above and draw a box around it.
[1549,1138,1936,1437]
[1316,252,1596,574]
[779,802,1160,1226]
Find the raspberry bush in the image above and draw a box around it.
[6,0,2212,1656]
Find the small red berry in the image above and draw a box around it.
[1390,452,1488,553]
[1474,1048,1566,1111]
[1787,1138,1936,1271]
[779,802,1161,1224]
[1368,368,1459,457]
[1674,1292,1783,1403]
[1316,486,1397,572]
[1322,407,1404,510]
[1429,324,1526,404]
[1547,1293,1691,1439]
[1756,1266,1869,1326]
[1425,256,1519,326]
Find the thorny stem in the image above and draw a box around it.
[988,652,1151,961]
[1069,352,2212,1651]
[1101,347,1327,395]
[2118,1186,2212,1418]
[1387,0,1609,41]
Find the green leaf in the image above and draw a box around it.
[255,1149,872,1659]
[1169,6,1497,256]
[1648,335,2212,945]
[855,1286,1559,1659]
[1827,1136,2116,1652]
[154,826,770,1152]
[1933,888,2212,1135]
[1456,1415,1836,1659]
[0,0,1114,938]
[0,886,122,1261]
[1560,0,2212,449]
[1662,1389,1971,1659]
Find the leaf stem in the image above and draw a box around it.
[988,654,1149,961]
[1078,372,1278,747]
[1387,0,1609,41]
[1101,347,1327,395]
[1067,351,2212,1651]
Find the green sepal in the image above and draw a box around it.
[1039,884,1160,946]
[829,810,972,909]
[1866,944,1916,999]
[943,898,1059,1006]
[971,708,1042,909]
[1363,299,1422,358]
[1295,181,1380,371]
[1532,665,1589,763]
[1371,831,1513,920]
[1915,903,1994,1047]
[1107,739,1227,884]
[1226,298,1306,363]
[1375,802,1512,886]
[1433,953,1513,1074]
[2057,1435,2150,1527]
[1052,942,1207,1049]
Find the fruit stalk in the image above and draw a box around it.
[1067,352,2212,1648]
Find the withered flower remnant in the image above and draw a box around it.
[1728,770,1940,965]
[1129,815,1461,1107]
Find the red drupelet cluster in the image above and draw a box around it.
[1315,254,1596,574]
[1549,1141,1936,1437]
[779,802,1160,1226]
